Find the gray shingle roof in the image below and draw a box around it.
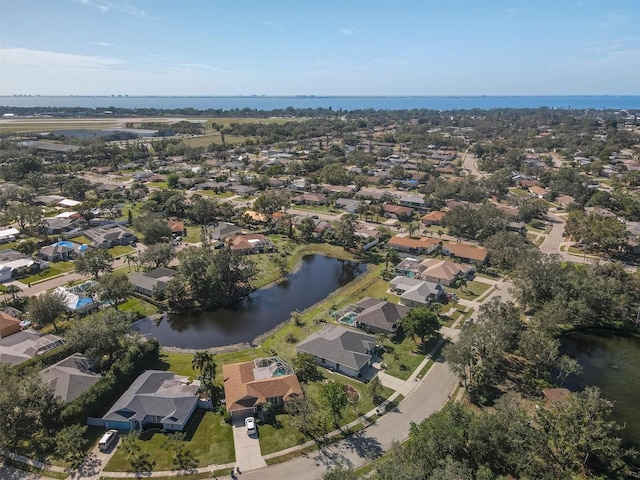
[39,353,101,402]
[354,298,410,332]
[296,325,375,372]
[102,370,198,425]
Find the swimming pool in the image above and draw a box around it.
[339,312,358,326]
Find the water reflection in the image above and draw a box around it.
[561,331,640,447]
[133,255,364,348]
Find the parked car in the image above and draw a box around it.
[245,416,256,436]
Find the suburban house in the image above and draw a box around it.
[222,357,303,419]
[0,249,44,283]
[528,185,551,198]
[389,276,445,308]
[229,234,275,254]
[441,242,488,264]
[39,353,101,403]
[196,180,231,191]
[209,222,243,241]
[38,241,89,262]
[291,193,327,205]
[421,211,445,226]
[54,286,99,314]
[84,224,137,248]
[410,258,474,286]
[335,198,365,213]
[167,220,186,237]
[296,325,377,378]
[229,185,258,197]
[399,194,427,210]
[387,235,440,255]
[347,297,410,334]
[0,310,21,338]
[130,268,178,296]
[0,330,64,366]
[382,203,414,220]
[0,227,20,243]
[99,370,200,432]
[321,184,357,195]
[40,217,84,235]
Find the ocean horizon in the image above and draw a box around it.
[1,95,639,111]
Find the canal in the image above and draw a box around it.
[560,330,640,448]
[133,255,364,349]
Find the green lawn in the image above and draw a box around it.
[152,350,199,379]
[146,181,168,189]
[378,332,433,380]
[183,224,202,243]
[193,190,235,199]
[104,409,235,472]
[259,371,393,455]
[449,280,493,301]
[69,235,92,245]
[22,261,76,284]
[109,245,135,258]
[119,297,159,317]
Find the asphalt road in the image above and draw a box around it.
[238,360,459,480]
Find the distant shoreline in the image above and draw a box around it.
[1,95,638,111]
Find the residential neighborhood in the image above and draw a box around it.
[0,104,638,480]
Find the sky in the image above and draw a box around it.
[0,0,638,96]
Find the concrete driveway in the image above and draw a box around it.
[232,417,267,473]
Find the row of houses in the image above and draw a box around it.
[387,234,489,264]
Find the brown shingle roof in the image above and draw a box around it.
[443,242,488,262]
[222,361,303,414]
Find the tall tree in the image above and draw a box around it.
[401,307,441,350]
[138,243,176,270]
[55,424,89,468]
[320,380,348,426]
[334,213,358,250]
[74,248,113,279]
[98,272,133,308]
[28,290,67,333]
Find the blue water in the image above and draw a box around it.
[1,96,639,111]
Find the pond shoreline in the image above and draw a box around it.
[136,254,365,350]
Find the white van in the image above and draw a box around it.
[98,429,119,451]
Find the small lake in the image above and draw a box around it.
[560,331,640,447]
[133,255,364,349]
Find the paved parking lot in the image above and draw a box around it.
[231,417,267,472]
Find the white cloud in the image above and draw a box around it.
[0,47,126,69]
[74,0,148,18]
[88,41,117,47]
[263,21,285,30]
[172,63,231,74]
[340,27,354,37]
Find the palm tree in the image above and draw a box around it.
[124,253,135,272]
[385,248,400,272]
[192,351,214,375]
[4,284,22,303]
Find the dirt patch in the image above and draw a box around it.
[344,384,360,403]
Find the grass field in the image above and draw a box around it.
[108,245,135,258]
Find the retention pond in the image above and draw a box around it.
[133,255,364,349]
[560,330,640,448]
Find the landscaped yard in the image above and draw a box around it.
[193,190,235,199]
[259,370,393,455]
[21,261,76,284]
[378,331,433,380]
[109,245,135,258]
[104,409,234,472]
[118,297,159,317]
[449,280,493,301]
